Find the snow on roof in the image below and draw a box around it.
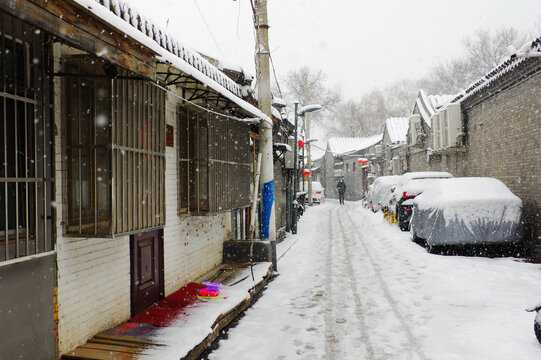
[385,117,409,144]
[415,90,453,127]
[450,36,541,104]
[74,0,271,123]
[327,134,383,155]
[274,143,292,152]
[272,97,287,108]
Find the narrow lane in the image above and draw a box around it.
[208,200,541,360]
[336,203,427,360]
[324,205,375,359]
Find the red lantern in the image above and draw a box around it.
[357,157,369,165]
[298,139,304,148]
[303,169,310,176]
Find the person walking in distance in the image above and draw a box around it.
[336,178,346,205]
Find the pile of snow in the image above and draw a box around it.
[394,171,453,197]
[415,177,522,220]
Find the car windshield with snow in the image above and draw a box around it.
[365,175,401,212]
[391,171,453,231]
[410,177,523,251]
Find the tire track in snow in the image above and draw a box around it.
[338,204,428,360]
[323,206,336,359]
[325,204,375,359]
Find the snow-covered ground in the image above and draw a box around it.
[208,200,541,360]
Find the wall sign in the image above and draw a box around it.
[166,125,174,147]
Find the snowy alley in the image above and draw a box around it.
[208,200,541,360]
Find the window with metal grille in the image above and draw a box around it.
[179,106,250,214]
[63,56,165,236]
[0,12,54,262]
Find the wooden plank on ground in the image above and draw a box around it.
[80,342,143,355]
[61,347,144,360]
[94,333,165,346]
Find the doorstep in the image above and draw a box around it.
[62,262,273,360]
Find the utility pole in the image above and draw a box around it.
[305,76,313,206]
[254,0,277,271]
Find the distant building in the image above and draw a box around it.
[323,135,382,201]
[373,117,410,176]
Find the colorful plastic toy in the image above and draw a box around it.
[199,281,222,297]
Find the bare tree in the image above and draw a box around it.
[383,79,421,116]
[424,26,527,94]
[326,89,390,138]
[282,67,341,125]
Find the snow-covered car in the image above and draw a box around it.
[304,181,325,204]
[365,175,401,213]
[410,177,522,251]
[391,171,453,231]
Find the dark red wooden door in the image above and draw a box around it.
[130,229,164,316]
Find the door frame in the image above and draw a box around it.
[129,228,164,316]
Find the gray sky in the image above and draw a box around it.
[127,0,540,99]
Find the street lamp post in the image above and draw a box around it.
[291,103,322,234]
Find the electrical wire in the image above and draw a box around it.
[193,0,224,56]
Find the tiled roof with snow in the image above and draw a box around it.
[450,36,541,104]
[78,0,243,96]
[415,90,452,127]
[385,117,409,144]
[327,134,383,155]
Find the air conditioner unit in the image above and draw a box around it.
[432,112,440,151]
[408,114,422,147]
[440,108,449,149]
[445,103,462,148]
[333,169,343,178]
[375,144,383,157]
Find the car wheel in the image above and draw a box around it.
[411,231,425,246]
[535,311,541,344]
[426,244,441,254]
[399,220,409,231]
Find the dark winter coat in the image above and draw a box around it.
[336,181,346,194]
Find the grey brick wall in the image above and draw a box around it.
[461,72,541,245]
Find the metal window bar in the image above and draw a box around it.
[178,106,251,215]
[110,74,165,235]
[0,12,53,262]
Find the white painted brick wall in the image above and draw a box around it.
[56,236,130,355]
